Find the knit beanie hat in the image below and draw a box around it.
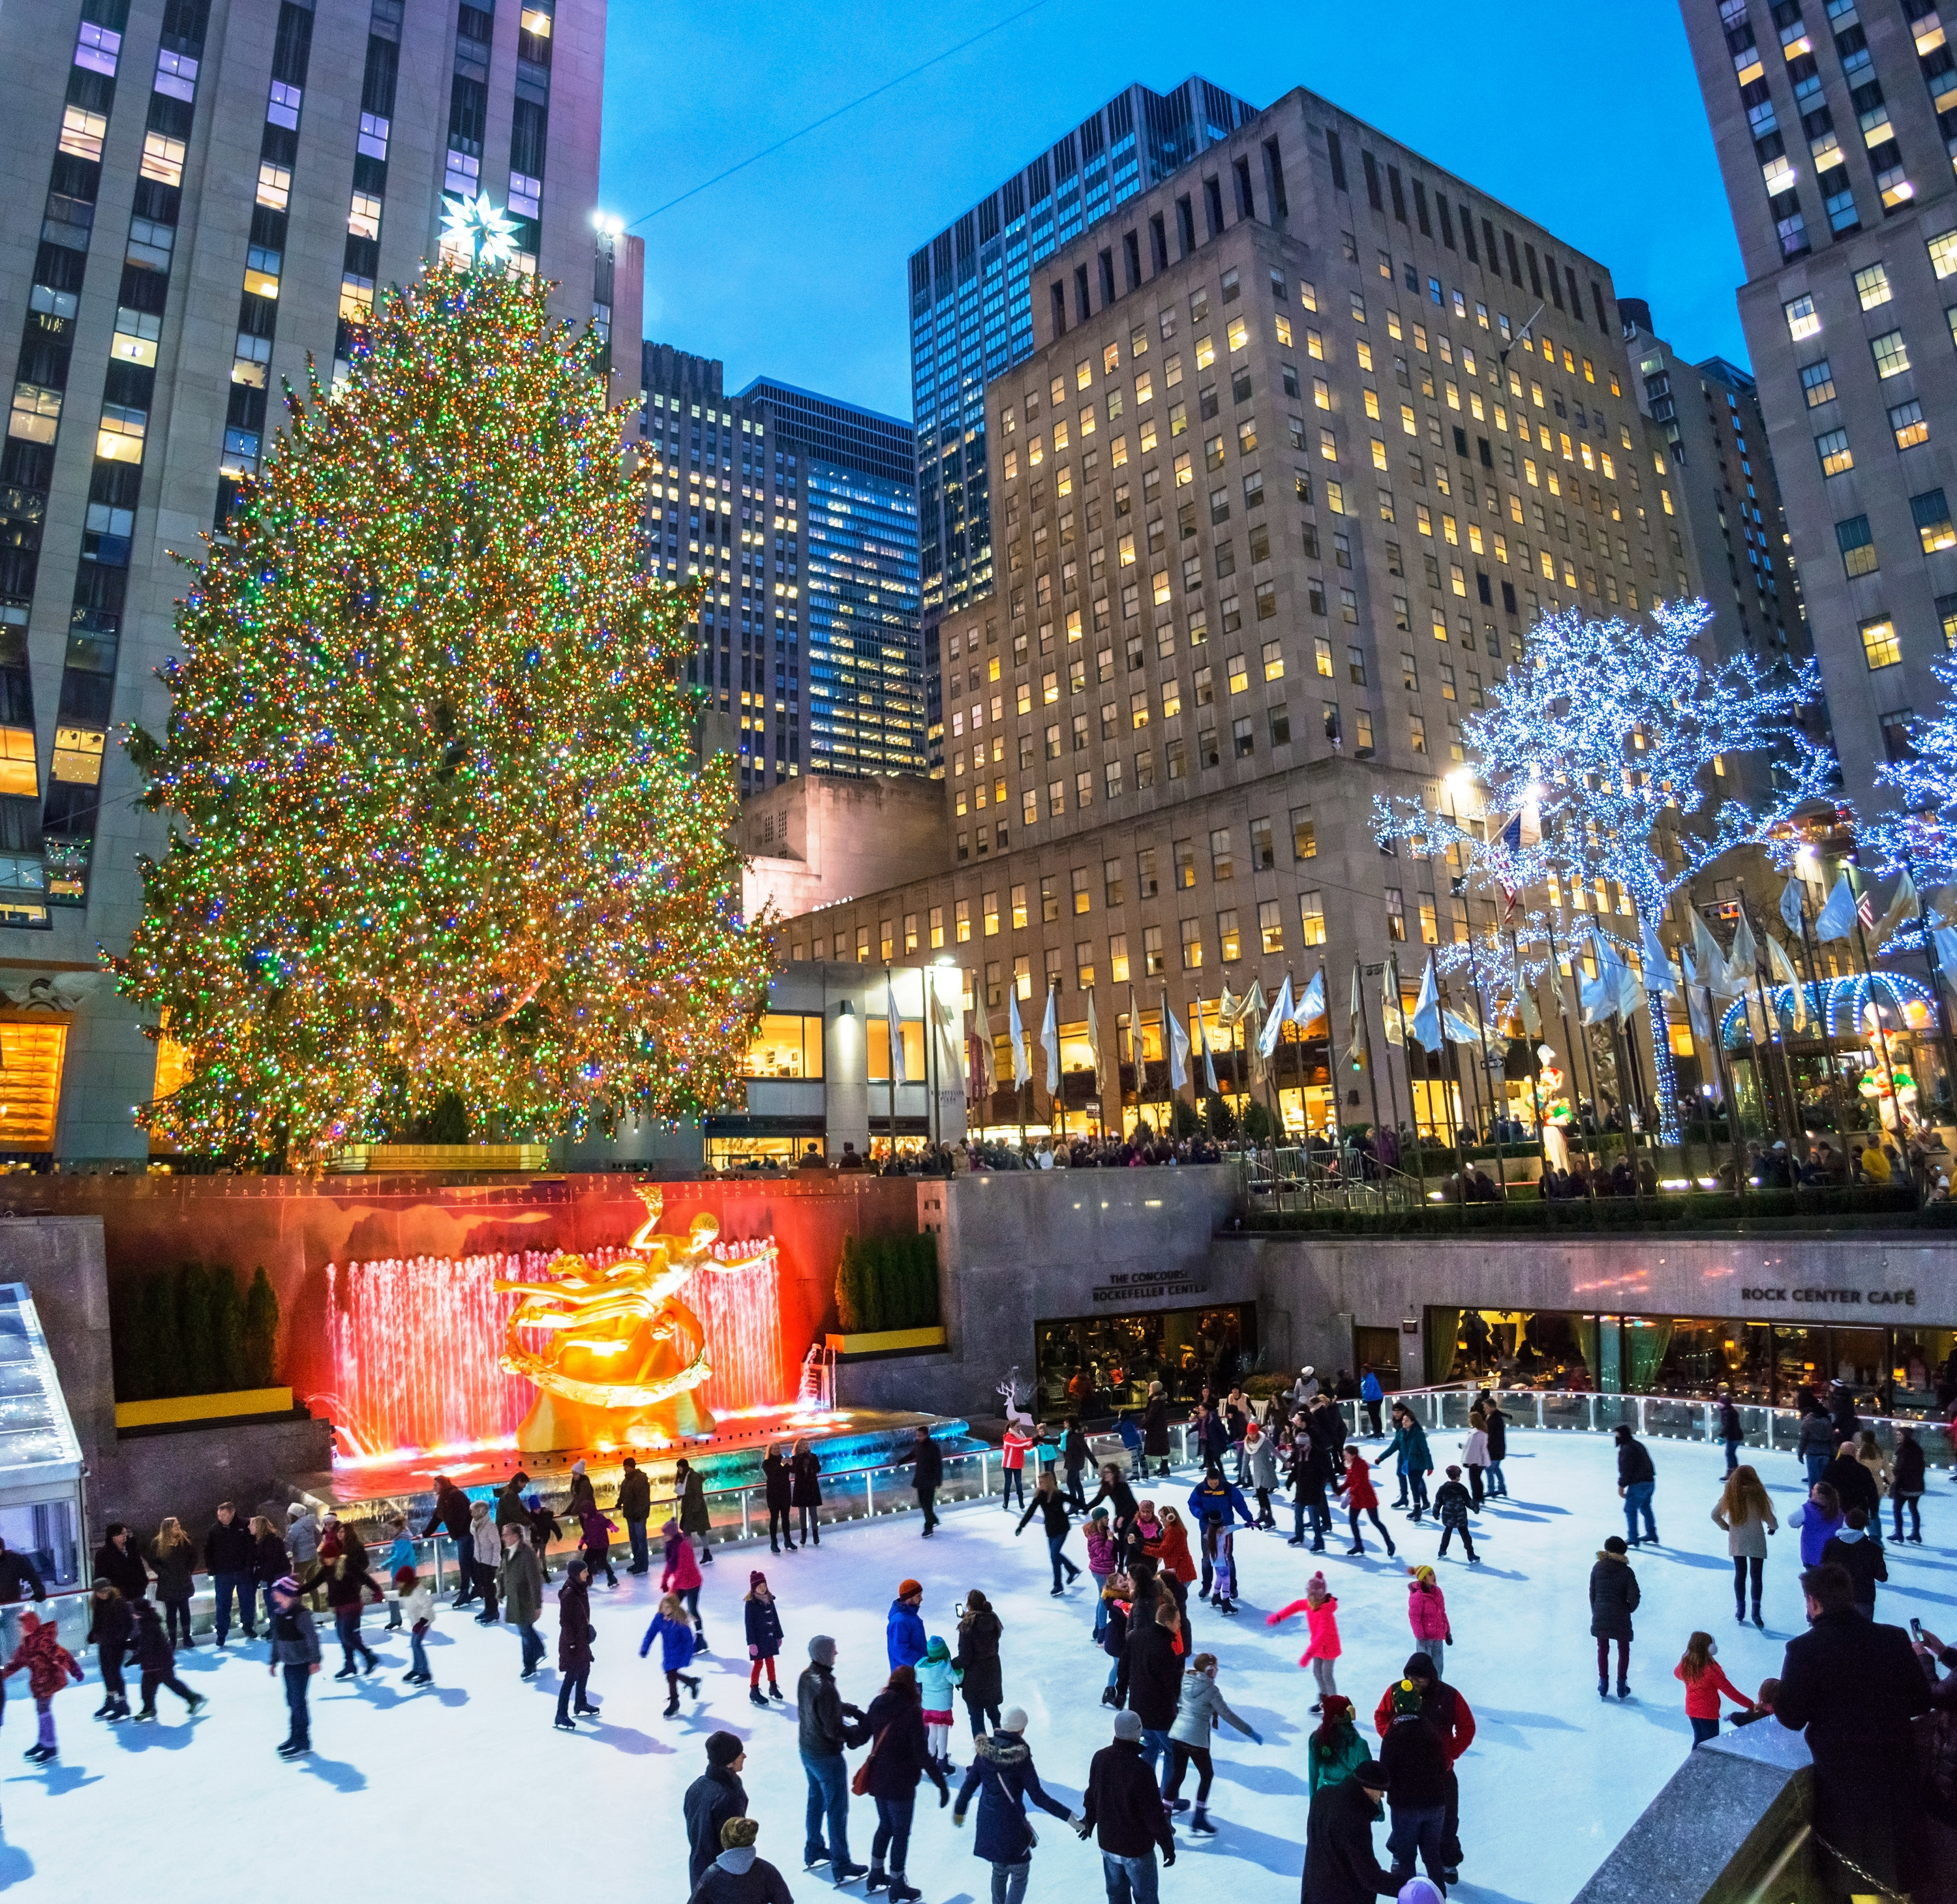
[924,1635,950,1663]
[1112,1710,1143,1740]
[1001,1706,1028,1732]
[706,1730,743,1768]
[721,1817,759,1850]
[1398,1881,1446,1904]
[898,1578,922,1599]
[809,1635,836,1665]
[1391,1680,1424,1715]
[1411,1565,1436,1586]
[750,1571,767,1589]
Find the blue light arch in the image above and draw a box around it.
[1717,973,1935,1050]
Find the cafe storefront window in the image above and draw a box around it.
[1427,1306,1957,1413]
[1036,1303,1254,1419]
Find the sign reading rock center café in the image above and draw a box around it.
[1739,1284,1917,1307]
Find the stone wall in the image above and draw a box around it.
[89,1416,334,1535]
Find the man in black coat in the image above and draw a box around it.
[1819,1448,1881,1531]
[1301,1757,1398,1903]
[684,1730,749,1889]
[0,1537,45,1605]
[1776,1562,1931,1895]
[93,1524,148,1601]
[911,1426,943,1537]
[1125,1596,1185,1783]
[616,1458,652,1574]
[202,1502,256,1644]
[421,1477,475,1604]
[1080,1709,1175,1890]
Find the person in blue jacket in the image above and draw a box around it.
[887,1578,928,1673]
[640,1590,702,1717]
[1359,1367,1386,1438]
[1372,1406,1435,1520]
[1187,1465,1257,1599]
[952,1705,1080,1904]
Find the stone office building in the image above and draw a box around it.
[1680,0,1957,807]
[781,83,1701,1139]
[0,0,618,1162]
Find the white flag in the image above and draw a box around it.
[1935,927,1957,991]
[930,972,965,1090]
[1579,933,1616,1025]
[1687,982,1714,1051]
[1039,982,1059,1095]
[1008,982,1029,1087]
[969,982,995,1099]
[1164,989,1191,1088]
[1780,878,1807,937]
[1512,947,1541,1037]
[886,971,907,1086]
[1640,922,1678,997]
[1293,967,1326,1029]
[1382,963,1406,1046]
[1728,908,1758,981]
[1814,872,1858,943]
[1084,985,1104,1094]
[1410,958,1442,1050]
[1692,912,1741,999]
[1874,869,1919,949]
[1349,962,1364,1060]
[1767,933,1806,1031]
[1258,975,1296,1059]
[1127,985,1142,1069]
[1195,997,1219,1094]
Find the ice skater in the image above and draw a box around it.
[641,1590,703,1716]
[397,1566,434,1684]
[661,1517,706,1646]
[5,1609,83,1762]
[130,1596,206,1722]
[87,1579,132,1722]
[1711,1464,1777,1629]
[1404,1566,1451,1676]
[1269,1570,1342,1711]
[745,1569,784,1707]
[1431,1465,1480,1562]
[1589,1534,1641,1700]
[324,1539,382,1677]
[553,1554,599,1730]
[1373,1407,1434,1520]
[1014,1469,1082,1594]
[918,1635,958,1775]
[1673,1630,1754,1746]
[1162,1650,1261,1833]
[265,1575,322,1759]
[1343,1445,1397,1557]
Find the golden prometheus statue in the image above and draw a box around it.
[495,1186,773,1452]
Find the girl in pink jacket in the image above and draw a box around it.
[1406,1564,1451,1674]
[1267,1570,1342,1710]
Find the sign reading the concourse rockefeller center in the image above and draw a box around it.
[1092,1269,1209,1305]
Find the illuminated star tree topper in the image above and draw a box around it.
[114,256,772,1171]
[1372,598,1836,1139]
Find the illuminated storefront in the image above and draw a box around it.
[1035,1300,1256,1416]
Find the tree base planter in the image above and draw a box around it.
[329,1143,550,1174]
[115,1386,297,1432]
[825,1327,948,1362]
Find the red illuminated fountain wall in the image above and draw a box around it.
[320,1241,784,1460]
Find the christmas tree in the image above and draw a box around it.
[115,249,770,1170]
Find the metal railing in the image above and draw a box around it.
[1358,1383,1957,1469]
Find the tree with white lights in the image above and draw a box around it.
[1373,599,1836,1140]
[1862,652,1957,896]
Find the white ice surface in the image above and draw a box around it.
[0,1429,1949,1903]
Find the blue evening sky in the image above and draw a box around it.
[598,0,1744,422]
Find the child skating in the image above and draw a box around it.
[919,1634,958,1774]
[4,1609,85,1762]
[1404,1567,1451,1676]
[744,1570,783,1708]
[1342,1446,1397,1557]
[1431,1466,1479,1562]
[398,1566,434,1684]
[641,1589,703,1715]
[1269,1571,1343,1712]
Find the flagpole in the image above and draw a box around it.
[1741,896,1798,1150]
[1906,853,1957,1132]
[1658,939,1705,1193]
[1542,913,1596,1182]
[1604,1005,1645,1211]
[885,965,899,1168]
[1389,950,1426,1208]
[1355,958,1386,1195]
[1845,867,1914,1196]
[1374,960,1408,1190]
[1701,977,1747,1198]
[1443,969,1488,1177]
[1318,956,1348,1198]
[1508,923,1550,1194]
[1793,888,1843,1132]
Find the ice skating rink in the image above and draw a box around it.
[0,1429,1947,1901]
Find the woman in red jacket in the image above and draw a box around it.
[1673,1630,1755,1746]
[1145,1506,1197,1586]
[1343,1447,1396,1558]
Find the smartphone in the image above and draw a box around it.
[1911,1616,1924,1639]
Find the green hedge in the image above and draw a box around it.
[113,1263,281,1402]
[834,1233,941,1335]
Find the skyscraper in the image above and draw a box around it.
[641,348,922,794]
[0,0,610,1160]
[776,83,1696,1145]
[909,76,1258,771]
[1679,0,1957,807]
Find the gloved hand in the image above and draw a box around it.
[952,1809,966,1829]
[1264,1612,1281,1625]
[749,1645,759,1659]
[1164,1847,1177,1867]
[1073,1817,1091,1839]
